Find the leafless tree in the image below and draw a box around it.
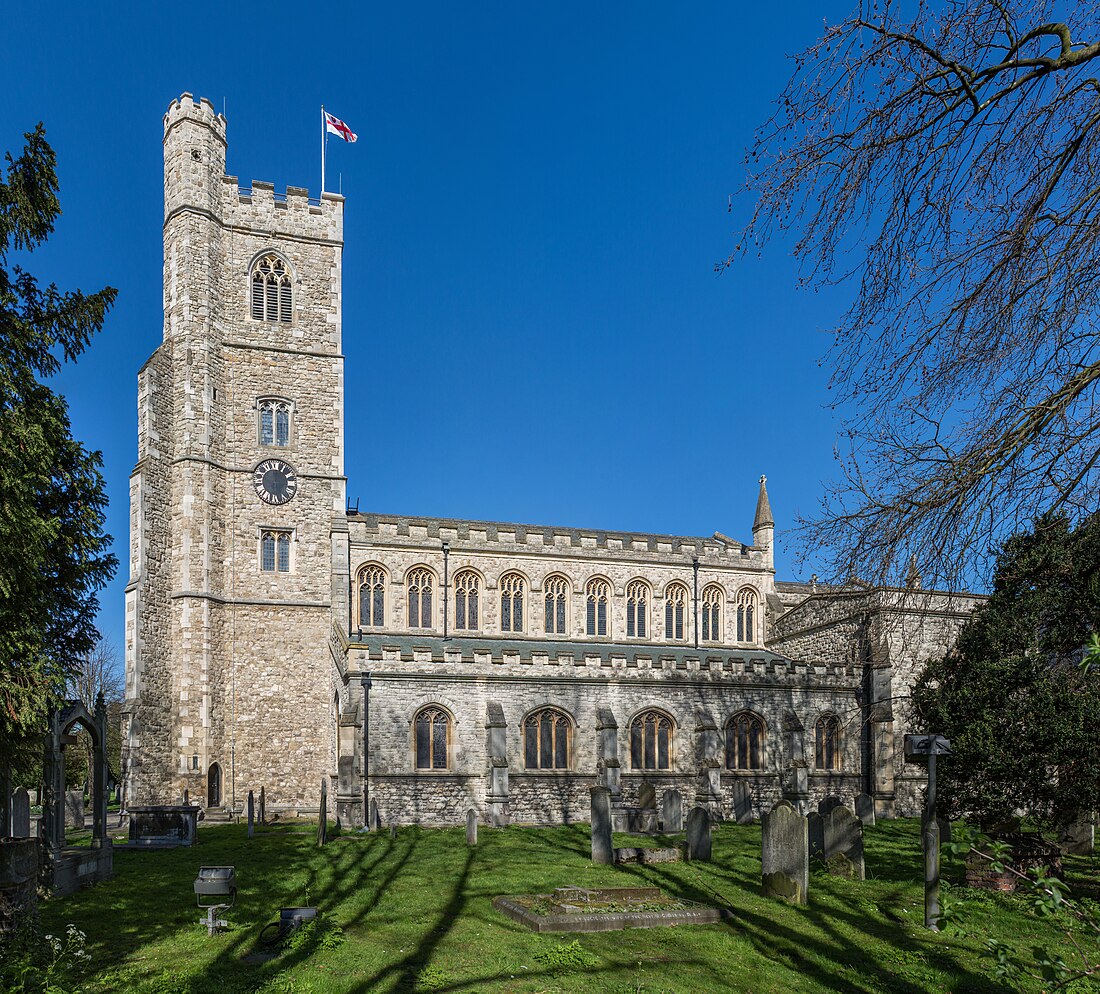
[727,0,1100,589]
[66,639,123,783]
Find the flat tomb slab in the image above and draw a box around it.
[493,887,729,933]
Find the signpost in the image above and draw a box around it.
[905,734,952,930]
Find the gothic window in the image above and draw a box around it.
[815,714,841,771]
[702,584,723,642]
[413,706,450,770]
[664,582,688,641]
[260,530,291,572]
[630,710,673,770]
[357,564,385,628]
[736,587,758,643]
[407,567,434,629]
[544,574,569,634]
[523,707,572,770]
[258,398,292,447]
[500,572,525,633]
[585,578,610,637]
[453,571,480,631]
[626,580,649,638]
[250,254,292,323]
[726,711,766,770]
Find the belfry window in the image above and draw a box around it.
[736,588,758,643]
[357,565,385,628]
[702,585,723,641]
[250,254,292,323]
[524,707,571,769]
[261,530,291,573]
[414,707,450,770]
[815,714,841,771]
[585,578,610,637]
[258,399,292,447]
[630,710,673,770]
[665,583,688,641]
[726,711,765,770]
[407,567,434,629]
[500,572,525,633]
[626,580,649,638]
[454,571,480,631]
[544,575,568,634]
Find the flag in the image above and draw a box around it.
[325,112,357,144]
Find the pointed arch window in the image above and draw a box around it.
[630,710,673,770]
[414,707,450,770]
[702,585,723,642]
[736,588,758,643]
[357,565,386,628]
[407,568,434,629]
[258,398,292,447]
[626,580,649,638]
[665,583,688,641]
[585,578,610,637]
[250,254,292,323]
[260,530,291,572]
[500,572,525,633]
[815,714,841,771]
[726,711,765,770]
[523,707,572,769]
[544,575,569,634]
[454,571,480,631]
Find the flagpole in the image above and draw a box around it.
[320,105,326,195]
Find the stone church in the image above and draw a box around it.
[121,94,979,828]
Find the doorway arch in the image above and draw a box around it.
[207,762,222,807]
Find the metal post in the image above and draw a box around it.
[924,751,940,930]
[692,557,700,649]
[442,542,450,639]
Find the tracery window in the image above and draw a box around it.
[454,571,480,631]
[736,587,758,644]
[258,398,292,447]
[250,254,292,323]
[702,585,723,642]
[260,530,291,572]
[630,710,673,770]
[626,580,649,638]
[815,714,841,771]
[414,706,450,770]
[726,711,766,770]
[585,578,610,637]
[664,583,688,641]
[357,565,385,628]
[407,567,434,629]
[523,707,572,770]
[500,572,525,633]
[544,575,569,634]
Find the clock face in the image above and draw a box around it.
[253,459,298,505]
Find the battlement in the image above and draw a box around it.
[163,93,226,144]
[226,176,343,219]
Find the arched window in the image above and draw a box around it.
[261,530,291,572]
[407,568,434,629]
[357,565,385,628]
[414,707,450,770]
[726,711,766,770]
[702,585,723,642]
[523,707,572,769]
[544,575,568,634]
[585,578,610,637]
[626,580,649,638]
[736,588,758,643]
[250,254,292,323]
[665,583,688,641]
[815,714,841,771]
[630,710,673,770]
[258,398,292,447]
[500,572,525,633]
[453,571,480,631]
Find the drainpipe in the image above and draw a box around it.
[692,557,700,649]
[347,521,353,640]
[442,542,450,639]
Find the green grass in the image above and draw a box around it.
[30,819,1100,994]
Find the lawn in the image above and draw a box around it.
[22,818,1100,994]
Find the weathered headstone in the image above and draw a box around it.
[64,790,84,829]
[247,790,255,839]
[317,780,328,847]
[637,782,657,810]
[685,806,712,862]
[11,787,30,838]
[660,789,683,832]
[368,797,380,832]
[1057,812,1095,855]
[731,781,753,824]
[822,806,865,880]
[762,802,809,904]
[818,795,843,815]
[855,793,876,827]
[466,809,477,846]
[259,786,266,824]
[389,824,397,840]
[182,789,189,806]
[590,786,613,865]
[807,812,824,859]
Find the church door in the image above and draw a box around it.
[207,763,222,807]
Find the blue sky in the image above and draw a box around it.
[2,1,856,654]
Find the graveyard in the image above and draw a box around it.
[9,815,1094,994]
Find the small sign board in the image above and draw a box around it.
[904,734,952,761]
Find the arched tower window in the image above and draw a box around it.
[815,714,841,771]
[407,567,434,629]
[357,565,385,628]
[665,583,688,641]
[454,571,480,631]
[585,578,610,637]
[630,710,674,770]
[250,254,292,323]
[523,707,572,769]
[726,711,766,770]
[626,580,649,638]
[413,706,450,770]
[544,575,568,635]
[736,587,758,644]
[702,585,723,642]
[258,398,292,447]
[500,572,525,633]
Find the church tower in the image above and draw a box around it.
[122,95,348,811]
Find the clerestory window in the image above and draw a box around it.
[585,578,610,637]
[626,580,649,638]
[665,583,688,641]
[500,572,525,633]
[357,564,386,628]
[544,575,569,634]
[702,585,723,642]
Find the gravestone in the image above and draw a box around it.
[182,789,189,805]
[590,786,613,865]
[369,798,380,832]
[247,790,255,839]
[818,796,843,815]
[64,790,84,829]
[1057,813,1095,855]
[807,812,824,859]
[731,781,753,824]
[762,802,809,904]
[317,780,328,847]
[855,793,876,827]
[821,806,865,880]
[11,787,30,838]
[637,782,657,810]
[389,824,397,840]
[466,809,477,846]
[259,786,266,824]
[685,806,712,862]
[660,789,683,832]
[27,790,37,807]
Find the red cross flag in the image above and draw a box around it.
[324,112,357,143]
